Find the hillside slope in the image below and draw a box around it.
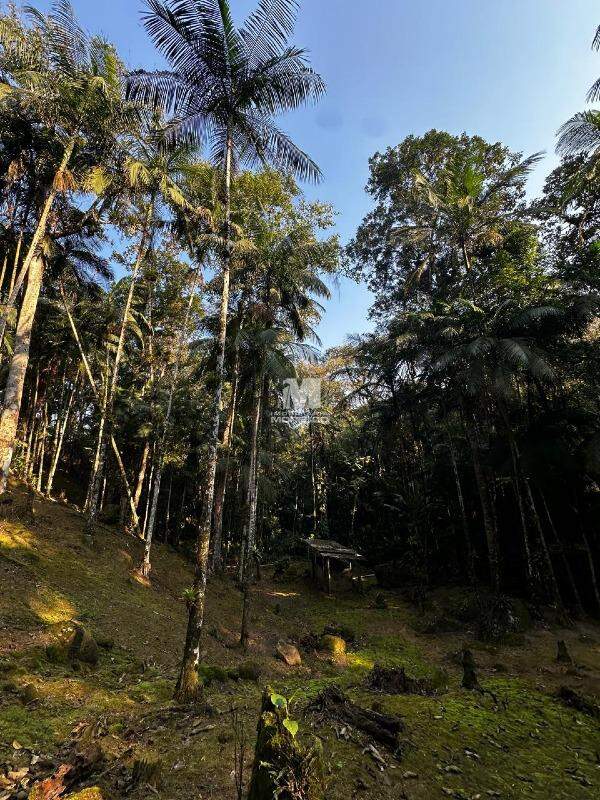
[1,485,600,800]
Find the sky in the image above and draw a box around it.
[30,0,600,350]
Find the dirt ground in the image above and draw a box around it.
[1,484,600,800]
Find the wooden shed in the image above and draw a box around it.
[303,538,365,593]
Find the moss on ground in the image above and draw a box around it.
[1,486,600,799]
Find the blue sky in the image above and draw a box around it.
[31,0,600,349]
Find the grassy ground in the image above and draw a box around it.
[1,484,600,799]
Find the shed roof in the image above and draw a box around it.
[302,538,365,562]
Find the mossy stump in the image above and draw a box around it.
[461,649,479,690]
[556,640,572,664]
[248,688,324,800]
[319,634,346,655]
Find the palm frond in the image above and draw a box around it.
[241,0,298,65]
[237,111,322,182]
[557,110,600,156]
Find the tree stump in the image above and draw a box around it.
[461,649,479,690]
[248,688,324,800]
[368,664,436,695]
[556,640,572,664]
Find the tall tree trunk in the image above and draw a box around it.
[106,202,153,411]
[176,483,186,548]
[461,241,472,272]
[309,417,318,534]
[175,138,233,702]
[448,440,475,584]
[23,367,39,479]
[133,440,150,514]
[0,254,44,492]
[60,284,141,534]
[507,438,537,591]
[46,374,78,498]
[8,232,23,299]
[142,446,155,537]
[524,478,563,608]
[540,490,584,615]
[0,255,7,295]
[138,273,199,577]
[164,471,173,543]
[240,369,264,650]
[86,353,109,532]
[581,530,600,614]
[35,402,48,493]
[140,454,161,577]
[0,138,75,348]
[87,200,154,534]
[464,417,500,592]
[211,328,241,572]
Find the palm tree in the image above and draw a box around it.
[138,265,202,578]
[127,0,324,701]
[400,151,541,276]
[0,0,130,491]
[84,119,201,534]
[235,206,336,647]
[557,26,600,166]
[421,298,560,595]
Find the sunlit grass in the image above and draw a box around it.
[28,586,76,624]
[0,525,34,551]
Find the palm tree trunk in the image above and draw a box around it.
[176,483,186,548]
[108,202,153,407]
[211,337,241,572]
[507,438,537,590]
[86,353,109,531]
[240,369,263,650]
[142,447,156,537]
[310,417,318,534]
[464,417,500,592]
[138,274,199,576]
[0,255,8,295]
[35,402,48,493]
[8,232,23,298]
[46,374,78,498]
[134,440,150,514]
[87,432,107,534]
[0,137,75,349]
[524,478,563,608]
[175,137,233,702]
[23,367,39,479]
[461,241,472,272]
[0,254,44,492]
[140,456,161,577]
[60,284,141,534]
[448,440,475,583]
[91,200,154,533]
[581,530,600,614]
[165,471,173,542]
[540,490,584,615]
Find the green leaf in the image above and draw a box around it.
[270,693,287,710]
[282,718,298,738]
